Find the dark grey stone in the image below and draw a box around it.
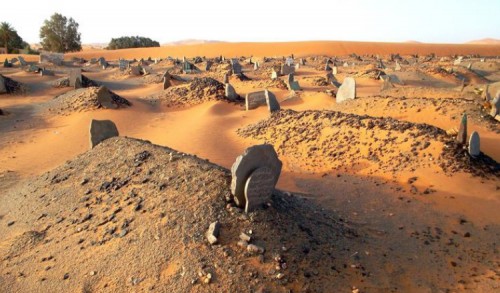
[89,119,119,149]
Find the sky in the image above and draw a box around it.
[0,0,499,45]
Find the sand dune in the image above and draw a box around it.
[2,41,500,63]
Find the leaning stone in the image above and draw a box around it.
[96,86,117,109]
[89,119,119,149]
[206,221,220,245]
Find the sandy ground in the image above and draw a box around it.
[1,44,499,292]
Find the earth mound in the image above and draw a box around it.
[0,74,25,94]
[237,109,499,178]
[44,87,131,114]
[0,137,356,292]
[145,77,231,108]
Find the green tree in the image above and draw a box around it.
[107,36,160,50]
[0,22,27,53]
[39,13,82,53]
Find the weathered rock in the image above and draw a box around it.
[468,131,480,157]
[206,221,220,245]
[89,119,119,149]
[225,83,238,101]
[281,64,294,75]
[96,86,117,109]
[230,144,282,208]
[244,167,275,213]
[381,78,394,91]
[247,244,265,254]
[336,77,356,103]
[271,70,279,80]
[456,113,467,144]
[245,91,267,110]
[130,66,141,76]
[223,73,229,84]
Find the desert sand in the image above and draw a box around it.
[0,41,499,292]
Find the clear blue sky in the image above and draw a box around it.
[0,0,499,44]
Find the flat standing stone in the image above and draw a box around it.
[231,144,282,208]
[244,167,275,213]
[89,119,119,149]
[246,91,267,110]
[69,69,82,89]
[225,83,237,101]
[468,131,480,157]
[265,90,280,112]
[336,77,356,103]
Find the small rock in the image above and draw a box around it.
[206,221,220,245]
[247,244,265,254]
[239,232,251,242]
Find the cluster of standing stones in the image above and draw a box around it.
[456,113,481,157]
[2,51,500,122]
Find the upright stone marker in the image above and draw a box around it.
[336,77,356,103]
[0,75,6,94]
[468,131,480,157]
[244,167,275,213]
[456,113,467,144]
[225,83,238,101]
[223,73,229,84]
[69,69,82,89]
[265,90,280,112]
[89,119,119,149]
[245,91,267,110]
[231,59,242,75]
[17,56,27,66]
[231,144,282,208]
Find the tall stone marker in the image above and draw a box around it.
[265,90,280,112]
[225,83,238,101]
[336,77,356,103]
[468,131,480,157]
[231,144,282,210]
[456,113,467,145]
[163,77,171,90]
[89,119,119,149]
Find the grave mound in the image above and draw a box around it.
[45,87,131,114]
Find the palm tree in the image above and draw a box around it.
[0,22,15,52]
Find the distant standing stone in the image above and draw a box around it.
[206,221,220,245]
[336,77,356,103]
[244,166,275,213]
[89,119,119,149]
[96,86,117,109]
[225,83,238,101]
[223,73,229,84]
[69,69,82,89]
[230,144,282,208]
[456,113,467,145]
[468,131,480,157]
